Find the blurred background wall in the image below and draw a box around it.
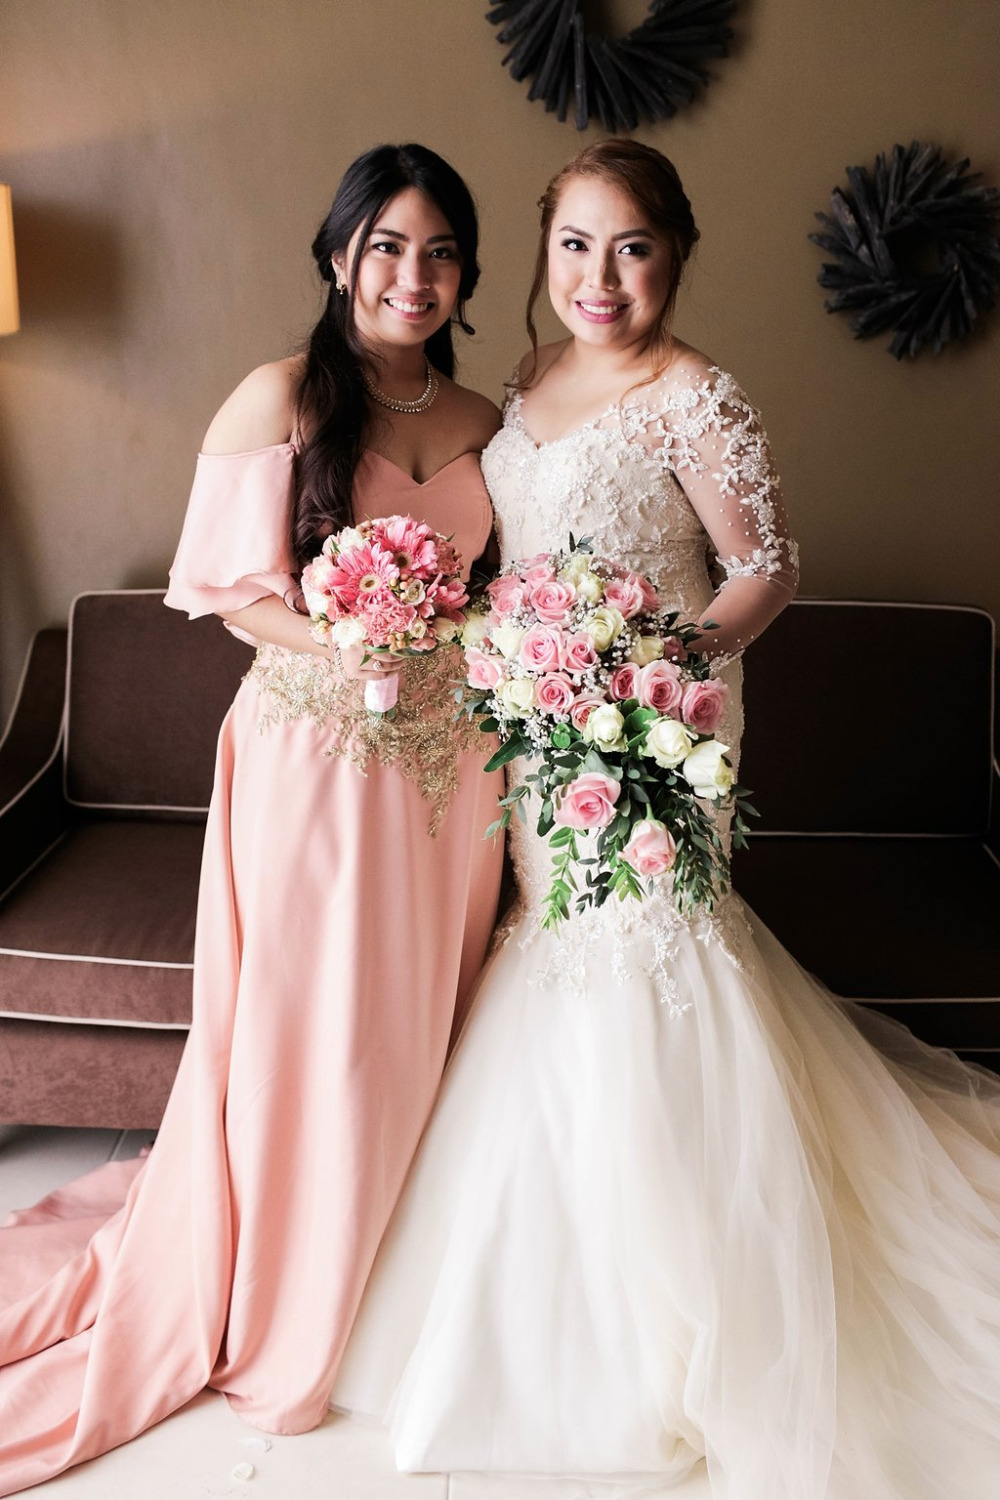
[1,0,998,718]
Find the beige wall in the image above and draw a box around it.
[1,0,998,719]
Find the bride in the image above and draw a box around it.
[332,139,1000,1500]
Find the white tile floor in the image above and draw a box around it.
[0,1127,713,1500]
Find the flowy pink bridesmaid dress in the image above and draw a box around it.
[0,443,503,1494]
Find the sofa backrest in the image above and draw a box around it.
[740,600,995,835]
[64,590,254,812]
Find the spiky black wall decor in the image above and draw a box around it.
[810,142,1000,359]
[485,0,736,133]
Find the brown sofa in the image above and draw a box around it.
[734,599,1000,1072]
[0,591,251,1128]
[2,593,997,1131]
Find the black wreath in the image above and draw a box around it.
[485,0,736,133]
[809,142,1000,360]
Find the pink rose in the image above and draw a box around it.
[603,577,646,619]
[554,772,621,831]
[534,672,577,713]
[634,573,660,612]
[465,647,504,691]
[518,624,565,674]
[569,693,605,732]
[681,679,729,734]
[529,579,576,624]
[622,819,677,876]
[609,663,640,701]
[637,660,684,715]
[562,632,598,673]
[522,561,557,585]
[661,635,687,663]
[486,576,527,617]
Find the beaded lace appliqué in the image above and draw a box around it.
[247,643,485,835]
[479,362,786,1011]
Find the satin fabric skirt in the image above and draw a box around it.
[0,673,502,1495]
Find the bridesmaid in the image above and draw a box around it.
[0,143,503,1494]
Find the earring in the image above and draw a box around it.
[335,279,347,296]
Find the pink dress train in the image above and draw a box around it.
[0,444,503,1494]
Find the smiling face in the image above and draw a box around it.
[546,175,677,354]
[334,185,463,354]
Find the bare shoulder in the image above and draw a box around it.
[659,341,717,386]
[201,355,304,455]
[515,339,568,389]
[439,377,502,451]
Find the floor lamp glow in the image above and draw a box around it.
[0,185,20,336]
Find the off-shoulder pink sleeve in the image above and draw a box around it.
[164,445,298,621]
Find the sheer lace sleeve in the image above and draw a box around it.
[638,365,799,661]
[164,445,298,638]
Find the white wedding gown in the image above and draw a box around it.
[332,363,1000,1500]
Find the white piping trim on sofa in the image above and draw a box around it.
[63,589,212,815]
[0,946,192,969]
[0,634,40,750]
[0,1009,190,1030]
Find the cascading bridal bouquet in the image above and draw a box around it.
[459,537,755,929]
[303,514,469,715]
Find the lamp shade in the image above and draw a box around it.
[0,185,20,336]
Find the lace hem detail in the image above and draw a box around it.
[246,642,486,835]
[497,866,756,1018]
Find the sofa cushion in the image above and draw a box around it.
[0,1019,187,1129]
[740,601,994,835]
[0,818,203,1027]
[64,590,252,811]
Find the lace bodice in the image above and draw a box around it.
[480,360,796,1004]
[483,362,796,657]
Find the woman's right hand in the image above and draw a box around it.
[335,644,403,682]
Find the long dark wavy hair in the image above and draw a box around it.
[520,138,699,387]
[293,144,481,568]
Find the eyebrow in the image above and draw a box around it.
[558,224,653,240]
[369,227,458,244]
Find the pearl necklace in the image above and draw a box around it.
[361,356,439,415]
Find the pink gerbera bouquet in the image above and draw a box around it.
[303,514,468,714]
[459,536,755,928]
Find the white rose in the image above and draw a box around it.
[401,579,426,604]
[582,606,626,652]
[490,621,526,659]
[681,740,734,800]
[497,676,536,717]
[331,616,367,647]
[643,717,694,769]
[627,634,665,667]
[559,554,598,587]
[575,572,604,604]
[304,590,332,619]
[407,617,428,641]
[582,703,626,753]
[335,527,366,554]
[434,617,460,644]
[460,611,489,647]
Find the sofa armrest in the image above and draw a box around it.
[989,758,1000,861]
[0,627,70,895]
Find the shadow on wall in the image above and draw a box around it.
[0,407,41,717]
[12,199,125,335]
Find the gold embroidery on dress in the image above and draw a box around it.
[246,642,486,835]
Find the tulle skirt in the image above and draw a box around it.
[331,899,1000,1500]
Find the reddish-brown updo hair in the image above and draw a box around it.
[521,138,700,384]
